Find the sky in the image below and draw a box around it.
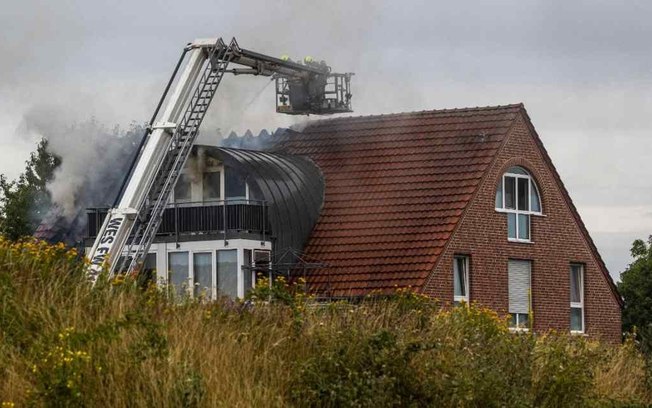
[1,0,651,280]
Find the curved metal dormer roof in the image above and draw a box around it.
[213,147,324,259]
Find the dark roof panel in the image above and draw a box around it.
[214,147,324,260]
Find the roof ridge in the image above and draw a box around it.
[299,103,524,128]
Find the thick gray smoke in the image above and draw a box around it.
[1,0,382,242]
[18,105,143,242]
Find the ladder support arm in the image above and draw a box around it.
[85,46,208,284]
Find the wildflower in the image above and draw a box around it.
[112,274,126,286]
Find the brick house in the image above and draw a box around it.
[276,103,622,341]
[84,104,622,340]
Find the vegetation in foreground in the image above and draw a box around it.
[0,239,650,407]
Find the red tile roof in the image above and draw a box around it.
[277,104,523,297]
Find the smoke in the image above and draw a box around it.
[194,0,382,143]
[185,147,209,184]
[18,105,143,241]
[2,0,384,228]
[3,0,652,279]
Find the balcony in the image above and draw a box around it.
[86,200,269,241]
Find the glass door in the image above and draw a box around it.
[193,252,212,299]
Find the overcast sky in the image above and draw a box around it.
[1,0,651,280]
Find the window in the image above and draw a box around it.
[249,183,264,202]
[453,256,469,305]
[243,249,254,294]
[138,253,157,289]
[203,171,221,201]
[168,252,189,297]
[174,174,192,202]
[254,250,271,280]
[225,166,247,201]
[193,252,212,298]
[508,260,531,330]
[495,166,541,241]
[217,249,238,298]
[570,264,584,333]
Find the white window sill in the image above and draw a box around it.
[509,327,530,333]
[495,208,546,217]
[570,331,587,336]
[508,238,534,244]
[453,298,469,306]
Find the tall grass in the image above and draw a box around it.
[0,238,650,407]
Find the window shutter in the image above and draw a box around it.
[508,260,531,314]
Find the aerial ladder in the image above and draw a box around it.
[86,37,353,284]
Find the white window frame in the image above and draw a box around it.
[510,313,530,332]
[570,264,585,334]
[453,255,469,305]
[224,166,250,203]
[496,168,542,243]
[147,239,271,300]
[173,173,193,204]
[216,248,239,299]
[254,249,272,290]
[243,249,254,294]
[167,250,190,297]
[201,169,223,203]
[191,251,213,299]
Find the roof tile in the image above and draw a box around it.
[277,104,521,297]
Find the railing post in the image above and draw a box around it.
[262,201,266,245]
[174,202,179,248]
[223,199,228,246]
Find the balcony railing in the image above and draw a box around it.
[86,199,269,239]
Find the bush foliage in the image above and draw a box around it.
[619,237,652,355]
[0,238,650,407]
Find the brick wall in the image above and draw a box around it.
[422,115,622,342]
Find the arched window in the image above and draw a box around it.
[495,166,541,241]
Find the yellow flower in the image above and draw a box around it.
[112,274,126,285]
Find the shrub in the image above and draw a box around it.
[0,239,650,406]
[592,335,652,406]
[530,334,598,407]
[290,303,532,407]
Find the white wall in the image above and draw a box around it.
[150,238,271,299]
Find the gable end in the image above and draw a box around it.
[517,107,622,307]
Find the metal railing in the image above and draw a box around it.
[86,199,268,239]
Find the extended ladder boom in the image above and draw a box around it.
[85,37,353,284]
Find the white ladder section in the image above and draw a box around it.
[86,38,235,284]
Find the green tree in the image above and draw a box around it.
[0,138,60,240]
[619,237,652,354]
